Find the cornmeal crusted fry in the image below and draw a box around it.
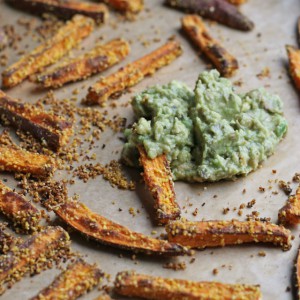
[84,40,182,106]
[165,0,254,31]
[114,271,262,300]
[0,90,73,151]
[0,226,70,294]
[279,185,300,225]
[286,45,300,92]
[0,223,16,254]
[182,15,238,77]
[5,0,108,24]
[101,0,143,14]
[138,147,181,225]
[30,258,103,300]
[0,181,41,231]
[44,199,186,256]
[2,15,94,88]
[166,219,292,251]
[35,39,130,88]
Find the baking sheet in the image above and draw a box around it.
[0,0,300,299]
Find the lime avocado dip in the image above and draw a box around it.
[121,70,288,182]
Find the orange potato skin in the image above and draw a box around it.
[286,45,300,92]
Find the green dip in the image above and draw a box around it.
[121,70,288,182]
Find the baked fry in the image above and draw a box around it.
[279,185,300,225]
[35,39,130,88]
[114,271,262,300]
[0,90,73,151]
[138,147,180,225]
[0,181,41,231]
[182,15,238,77]
[5,0,108,24]
[44,199,186,256]
[286,45,300,91]
[0,226,70,294]
[30,258,103,300]
[227,0,247,4]
[102,0,143,14]
[166,219,292,250]
[0,223,16,254]
[2,15,94,88]
[165,0,254,31]
[0,28,7,51]
[84,40,182,105]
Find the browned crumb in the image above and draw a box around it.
[258,186,265,192]
[223,207,230,214]
[258,251,266,257]
[293,173,300,183]
[212,268,219,275]
[256,67,270,79]
[163,261,186,271]
[247,199,256,208]
[278,180,292,195]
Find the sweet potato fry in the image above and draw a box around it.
[84,40,182,105]
[166,219,292,250]
[279,185,300,225]
[0,223,16,254]
[0,181,41,231]
[34,39,130,88]
[0,226,70,294]
[30,258,103,300]
[138,147,180,225]
[165,0,254,31]
[2,15,94,88]
[0,90,72,151]
[5,0,108,24]
[114,271,262,300]
[182,15,238,77]
[286,45,300,92]
[101,0,143,14]
[227,0,247,4]
[44,199,186,256]
[0,28,7,51]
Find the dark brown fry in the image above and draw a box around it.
[115,271,262,300]
[5,0,108,24]
[0,181,41,231]
[182,15,238,77]
[0,226,70,294]
[138,147,180,225]
[166,219,292,251]
[30,258,103,300]
[35,39,130,88]
[0,28,8,51]
[2,15,94,88]
[101,0,143,14]
[165,0,254,31]
[84,40,182,106]
[0,90,73,151]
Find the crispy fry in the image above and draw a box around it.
[2,15,94,88]
[0,28,7,51]
[84,40,182,106]
[0,226,70,294]
[279,185,300,225]
[165,0,254,31]
[102,0,143,14]
[166,219,292,250]
[182,15,238,77]
[30,258,103,300]
[0,181,41,231]
[34,39,130,88]
[0,90,73,151]
[44,199,186,256]
[138,147,180,225]
[286,45,300,91]
[114,271,262,300]
[0,223,16,254]
[5,0,108,24]
[227,0,247,4]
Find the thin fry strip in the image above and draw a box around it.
[44,199,186,256]
[165,0,254,31]
[279,185,300,225]
[0,181,41,231]
[138,147,180,225]
[0,223,16,254]
[30,258,103,300]
[35,39,130,88]
[84,40,182,105]
[166,219,292,250]
[114,271,262,300]
[0,90,73,151]
[182,15,238,77]
[5,0,108,24]
[102,0,143,14]
[286,45,300,91]
[2,15,95,88]
[0,226,70,294]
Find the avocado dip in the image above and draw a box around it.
[121,70,288,182]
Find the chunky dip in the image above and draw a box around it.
[122,70,288,182]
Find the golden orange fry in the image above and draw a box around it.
[226,0,247,4]
[286,45,300,92]
[84,40,182,105]
[102,0,143,13]
[114,271,262,300]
